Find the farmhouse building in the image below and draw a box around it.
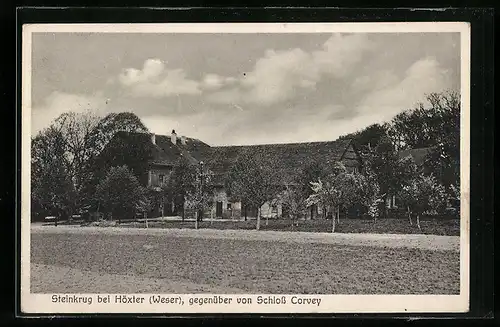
[100,130,363,220]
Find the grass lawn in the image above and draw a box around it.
[31,232,460,294]
[114,217,460,236]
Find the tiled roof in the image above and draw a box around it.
[203,139,354,185]
[110,132,356,186]
[113,132,211,167]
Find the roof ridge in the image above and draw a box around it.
[212,138,350,148]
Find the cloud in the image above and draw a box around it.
[30,34,459,146]
[31,91,108,135]
[118,59,201,97]
[201,73,237,91]
[141,115,184,136]
[200,56,454,145]
[207,33,375,106]
[312,33,375,78]
[123,54,454,146]
[354,56,452,119]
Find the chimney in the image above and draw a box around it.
[180,135,186,145]
[171,129,177,144]
[151,133,156,145]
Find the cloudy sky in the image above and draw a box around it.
[31,32,460,146]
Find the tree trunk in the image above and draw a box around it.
[332,207,336,233]
[383,194,388,218]
[96,202,100,222]
[195,211,199,230]
[266,215,268,226]
[210,208,213,225]
[244,205,247,221]
[407,206,412,225]
[416,214,421,230]
[145,212,148,229]
[336,206,340,224]
[256,206,261,230]
[182,197,185,221]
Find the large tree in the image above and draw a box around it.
[226,149,281,230]
[33,110,150,212]
[365,136,401,217]
[95,165,147,222]
[339,123,388,156]
[81,112,150,205]
[86,112,149,157]
[387,90,460,151]
[31,127,76,221]
[47,110,101,209]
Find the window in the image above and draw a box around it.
[227,203,232,210]
[159,174,164,185]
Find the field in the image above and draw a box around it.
[31,227,460,294]
[93,217,460,236]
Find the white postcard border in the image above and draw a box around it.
[20,22,471,314]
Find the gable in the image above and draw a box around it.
[340,142,362,164]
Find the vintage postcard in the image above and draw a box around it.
[21,22,470,314]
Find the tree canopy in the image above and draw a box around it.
[226,149,280,209]
[95,165,147,220]
[397,173,448,228]
[31,127,76,220]
[31,111,150,219]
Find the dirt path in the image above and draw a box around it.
[31,225,459,252]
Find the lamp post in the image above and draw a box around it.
[199,161,204,222]
[195,161,204,229]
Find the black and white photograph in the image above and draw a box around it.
[21,23,470,314]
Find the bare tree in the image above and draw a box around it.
[279,184,308,228]
[184,163,215,229]
[225,149,280,230]
[398,174,448,229]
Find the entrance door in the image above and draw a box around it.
[216,201,223,217]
